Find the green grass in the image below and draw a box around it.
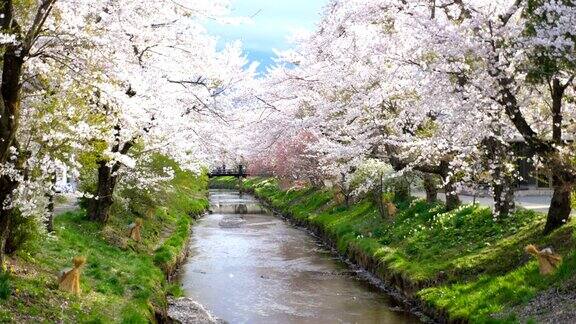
[0,211,165,322]
[242,177,576,323]
[0,271,10,300]
[0,162,208,323]
[418,223,576,322]
[152,170,208,274]
[209,176,239,189]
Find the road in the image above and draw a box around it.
[414,191,555,214]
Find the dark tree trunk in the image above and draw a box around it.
[483,137,516,219]
[422,173,438,203]
[46,194,55,232]
[87,129,135,224]
[0,167,18,265]
[45,171,57,232]
[551,78,563,144]
[493,181,515,219]
[340,188,351,208]
[544,178,572,235]
[0,208,10,266]
[373,174,386,218]
[88,161,117,224]
[386,144,453,207]
[430,0,436,18]
[344,192,351,208]
[0,23,24,268]
[339,172,351,208]
[443,178,460,211]
[505,185,515,213]
[438,162,460,211]
[542,79,572,234]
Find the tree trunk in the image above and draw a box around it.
[444,178,460,211]
[88,161,117,224]
[493,181,515,219]
[87,133,134,224]
[483,137,516,219]
[0,174,18,266]
[46,193,55,233]
[0,35,25,269]
[340,188,351,208]
[385,144,448,204]
[45,171,57,232]
[542,79,571,234]
[0,56,24,161]
[373,174,386,218]
[544,179,572,234]
[0,209,10,267]
[339,172,351,208]
[505,184,515,213]
[551,78,563,144]
[422,173,438,203]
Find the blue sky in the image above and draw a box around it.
[205,0,328,73]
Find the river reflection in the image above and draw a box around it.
[179,189,422,324]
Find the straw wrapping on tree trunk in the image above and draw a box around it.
[525,244,562,275]
[128,218,143,242]
[58,256,86,295]
[386,202,397,218]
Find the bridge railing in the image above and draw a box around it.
[208,165,248,178]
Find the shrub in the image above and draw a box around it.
[5,210,43,255]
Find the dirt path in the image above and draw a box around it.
[499,282,576,323]
[53,195,79,215]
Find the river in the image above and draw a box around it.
[179,189,422,324]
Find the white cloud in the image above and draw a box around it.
[205,0,327,71]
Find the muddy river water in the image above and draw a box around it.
[179,189,422,324]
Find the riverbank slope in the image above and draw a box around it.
[0,161,208,322]
[214,177,576,323]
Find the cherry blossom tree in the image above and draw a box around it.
[412,0,575,231]
[81,0,255,223]
[247,0,574,232]
[0,0,61,265]
[0,0,254,263]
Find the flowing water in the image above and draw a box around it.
[179,189,422,324]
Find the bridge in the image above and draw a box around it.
[208,164,248,178]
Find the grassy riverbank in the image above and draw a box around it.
[215,176,576,323]
[0,163,208,322]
